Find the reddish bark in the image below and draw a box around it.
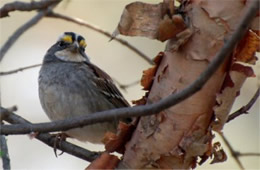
[116,0,258,168]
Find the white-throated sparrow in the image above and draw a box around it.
[38,32,130,143]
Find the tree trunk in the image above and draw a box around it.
[117,0,259,168]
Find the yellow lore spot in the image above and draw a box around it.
[62,35,73,43]
[79,40,87,48]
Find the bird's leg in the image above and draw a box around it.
[52,132,70,157]
[28,132,69,157]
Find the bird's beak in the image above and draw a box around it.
[70,42,80,53]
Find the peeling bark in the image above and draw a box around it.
[117,0,258,168]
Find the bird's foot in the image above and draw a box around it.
[52,132,69,157]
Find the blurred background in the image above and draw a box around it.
[0,0,259,169]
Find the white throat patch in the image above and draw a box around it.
[55,49,86,62]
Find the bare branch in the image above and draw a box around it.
[0,66,10,169]
[0,0,258,136]
[0,64,41,76]
[113,79,140,92]
[46,11,154,65]
[0,135,11,170]
[0,0,61,18]
[237,152,260,157]
[0,12,45,61]
[1,109,100,162]
[227,87,260,123]
[219,133,244,170]
[118,80,140,90]
[0,106,17,122]
[0,1,61,62]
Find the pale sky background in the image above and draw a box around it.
[0,0,259,169]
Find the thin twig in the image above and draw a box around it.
[0,2,61,62]
[219,133,244,170]
[0,58,10,170]
[0,12,45,61]
[0,0,258,135]
[0,64,42,76]
[46,11,154,65]
[118,80,140,90]
[113,79,140,92]
[227,87,260,123]
[237,152,260,157]
[0,135,11,170]
[0,0,61,18]
[1,110,100,162]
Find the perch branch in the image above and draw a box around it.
[0,1,61,62]
[227,87,260,123]
[1,109,100,162]
[0,0,61,18]
[0,0,258,135]
[0,135,11,170]
[0,64,42,76]
[46,11,154,65]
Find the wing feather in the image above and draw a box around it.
[85,61,130,108]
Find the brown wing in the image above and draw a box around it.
[85,61,130,108]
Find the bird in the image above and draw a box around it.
[38,32,130,143]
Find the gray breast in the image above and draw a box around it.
[38,61,117,143]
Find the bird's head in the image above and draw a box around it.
[50,32,89,62]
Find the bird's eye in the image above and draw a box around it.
[58,41,67,47]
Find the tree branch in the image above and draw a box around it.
[1,109,100,162]
[118,80,140,90]
[113,79,140,92]
[219,133,244,170]
[0,64,42,76]
[0,0,61,18]
[0,60,10,170]
[0,135,11,170]
[0,1,61,62]
[227,87,260,123]
[0,0,258,137]
[237,152,260,157]
[46,11,154,65]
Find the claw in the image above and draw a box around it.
[52,133,69,157]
